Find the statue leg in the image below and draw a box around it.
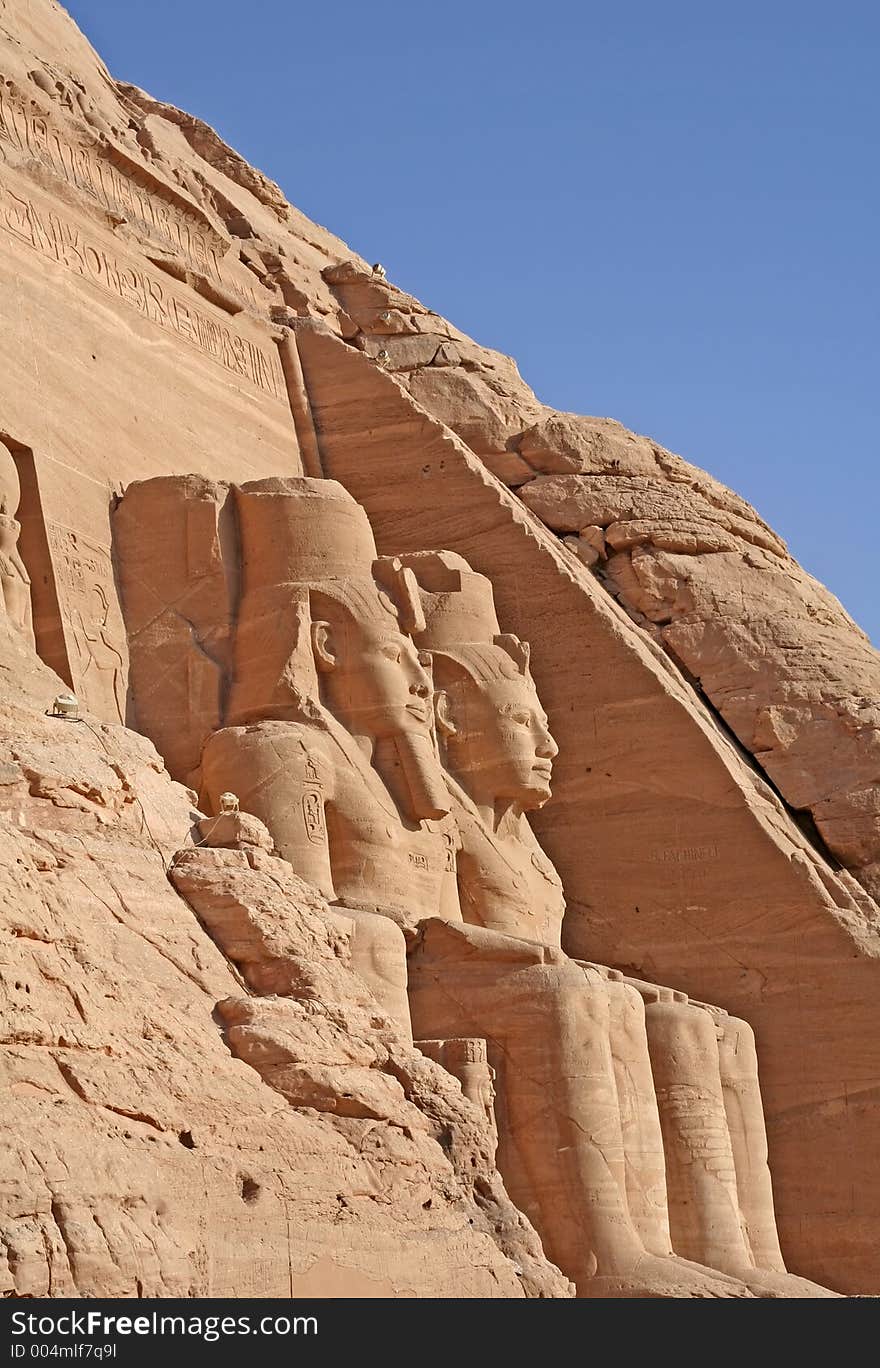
[580,966,672,1256]
[641,995,752,1271]
[408,931,762,1296]
[714,1012,787,1272]
[640,992,835,1294]
[330,906,413,1043]
[409,949,640,1285]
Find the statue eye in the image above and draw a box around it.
[511,711,531,726]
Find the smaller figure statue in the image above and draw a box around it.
[416,1037,498,1157]
[0,493,34,648]
[72,583,126,723]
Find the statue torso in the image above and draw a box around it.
[451,787,565,949]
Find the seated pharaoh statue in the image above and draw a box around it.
[196,478,464,1038]
[393,551,826,1297]
[114,476,832,1298]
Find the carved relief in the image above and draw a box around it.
[10,446,128,722]
[51,532,126,722]
[0,76,262,311]
[0,440,33,646]
[302,790,326,844]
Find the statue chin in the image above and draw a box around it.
[502,779,552,811]
[369,714,434,742]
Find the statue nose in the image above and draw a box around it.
[537,729,558,759]
[411,680,430,698]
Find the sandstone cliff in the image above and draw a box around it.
[1,0,878,1295]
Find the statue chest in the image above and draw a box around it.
[457,820,565,948]
[326,770,456,920]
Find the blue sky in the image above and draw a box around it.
[67,1,879,643]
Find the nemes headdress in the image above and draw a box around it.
[226,480,450,823]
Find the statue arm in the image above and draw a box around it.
[413,916,553,966]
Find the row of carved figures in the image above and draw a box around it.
[73,474,830,1297]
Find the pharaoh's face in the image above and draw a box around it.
[314,611,433,741]
[448,672,558,809]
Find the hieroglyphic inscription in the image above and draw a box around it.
[0,85,221,273]
[45,522,128,724]
[650,845,720,864]
[302,790,326,844]
[0,182,282,399]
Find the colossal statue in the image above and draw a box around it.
[199,479,459,922]
[399,549,822,1295]
[114,475,830,1297]
[192,478,463,1038]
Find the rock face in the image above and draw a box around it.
[0,0,877,1297]
[0,624,568,1297]
[515,419,880,903]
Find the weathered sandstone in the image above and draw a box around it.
[0,0,877,1298]
[0,621,569,1297]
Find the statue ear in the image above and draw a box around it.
[434,690,457,739]
[311,620,337,672]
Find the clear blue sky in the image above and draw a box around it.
[67,1,879,644]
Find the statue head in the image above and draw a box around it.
[309,579,433,743]
[432,636,557,810]
[231,480,428,729]
[401,552,558,812]
[230,479,448,821]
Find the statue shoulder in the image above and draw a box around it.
[201,720,336,798]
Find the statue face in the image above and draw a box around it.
[447,671,558,809]
[314,612,434,740]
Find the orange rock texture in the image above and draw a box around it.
[0,0,877,1297]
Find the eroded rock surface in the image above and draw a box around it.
[513,418,880,900]
[0,628,569,1297]
[0,0,877,1297]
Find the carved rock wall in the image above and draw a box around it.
[113,476,838,1296]
[0,0,878,1295]
[291,324,880,1292]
